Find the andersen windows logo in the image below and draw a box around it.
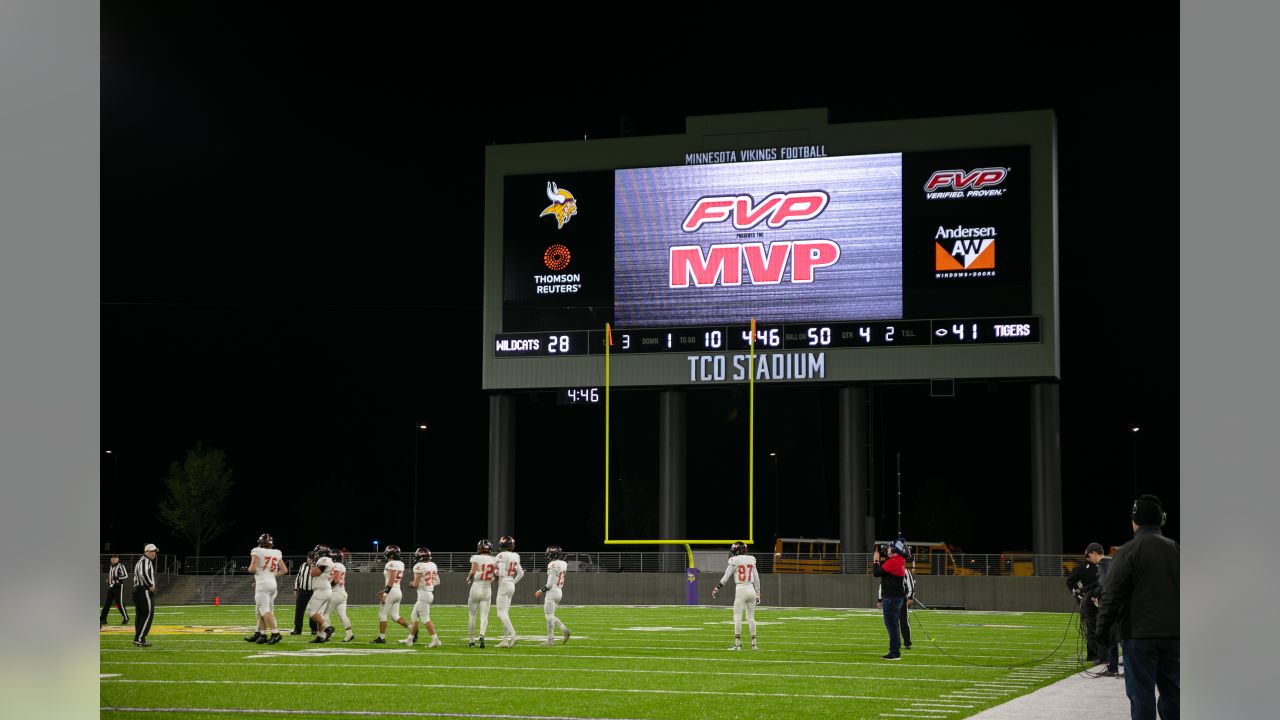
[934,224,996,277]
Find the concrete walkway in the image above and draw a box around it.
[968,669,1130,719]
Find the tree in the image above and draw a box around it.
[158,442,235,559]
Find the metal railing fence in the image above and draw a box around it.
[133,551,1086,577]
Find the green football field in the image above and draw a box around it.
[100,604,1084,719]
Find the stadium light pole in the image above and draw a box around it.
[1130,426,1141,497]
[770,452,780,539]
[104,450,117,551]
[413,423,429,549]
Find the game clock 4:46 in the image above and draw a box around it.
[558,388,601,405]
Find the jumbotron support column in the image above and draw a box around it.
[1030,383,1063,573]
[488,394,516,541]
[658,390,687,572]
[838,386,869,572]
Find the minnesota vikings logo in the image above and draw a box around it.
[540,181,578,229]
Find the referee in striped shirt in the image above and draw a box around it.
[100,554,130,625]
[133,543,158,646]
[292,555,318,635]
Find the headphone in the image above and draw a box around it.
[1132,494,1167,527]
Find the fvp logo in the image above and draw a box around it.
[540,181,578,229]
[924,168,1008,199]
[682,191,829,232]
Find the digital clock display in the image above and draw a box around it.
[557,388,601,405]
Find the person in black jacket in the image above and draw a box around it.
[871,540,907,660]
[877,556,916,649]
[1090,546,1123,677]
[1066,542,1104,663]
[1097,494,1179,720]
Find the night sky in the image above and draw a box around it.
[101,9,1177,560]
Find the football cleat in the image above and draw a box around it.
[496,639,510,648]
[414,547,432,563]
[255,634,269,644]
[133,640,151,647]
[427,638,442,648]
[541,640,556,646]
[727,644,742,651]
[476,538,492,554]
[499,535,516,551]
[342,630,354,642]
[383,545,401,561]
[563,628,572,644]
[751,642,759,651]
[371,636,386,644]
[545,544,564,560]
[324,626,335,641]
[244,632,262,643]
[310,635,326,644]
[257,533,273,548]
[266,634,281,645]
[478,636,485,648]
[730,541,748,556]
[468,640,476,648]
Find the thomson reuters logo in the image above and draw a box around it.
[935,225,996,275]
[543,244,571,271]
[924,168,1008,199]
[540,181,578,229]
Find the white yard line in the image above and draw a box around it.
[100,659,992,683]
[101,708,648,720]
[100,646,1039,672]
[101,678,908,703]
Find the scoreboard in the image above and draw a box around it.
[482,109,1058,389]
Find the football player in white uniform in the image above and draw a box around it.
[465,538,497,648]
[327,549,354,642]
[373,545,411,643]
[401,547,442,647]
[533,544,571,646]
[244,533,287,645]
[711,541,761,650]
[494,535,525,648]
[305,544,336,643]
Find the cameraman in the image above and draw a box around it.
[876,548,916,650]
[871,540,907,660]
[1088,544,1122,677]
[1066,542,1104,664]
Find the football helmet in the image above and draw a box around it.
[499,535,516,551]
[309,544,329,561]
[257,533,273,548]
[476,538,492,554]
[730,541,748,556]
[327,548,342,561]
[384,545,401,561]
[545,545,563,560]
[414,547,432,563]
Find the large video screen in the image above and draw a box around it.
[484,110,1057,388]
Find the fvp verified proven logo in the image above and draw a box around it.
[935,224,996,277]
